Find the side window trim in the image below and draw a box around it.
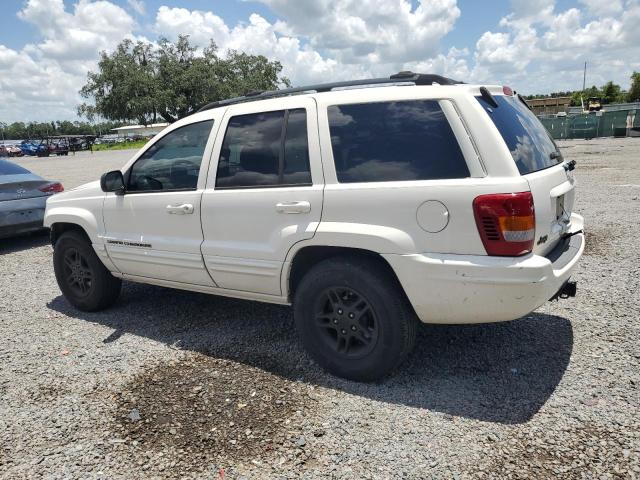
[214,108,313,190]
[278,110,290,185]
[125,119,214,194]
[439,100,485,178]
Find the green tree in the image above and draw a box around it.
[601,81,624,104]
[79,39,158,125]
[627,71,640,102]
[79,36,289,124]
[0,120,123,140]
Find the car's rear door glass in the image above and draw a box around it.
[215,109,311,188]
[476,95,561,175]
[327,100,469,183]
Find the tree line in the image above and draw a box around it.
[525,72,640,106]
[0,120,122,141]
[78,36,289,125]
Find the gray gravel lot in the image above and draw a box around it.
[1,140,639,479]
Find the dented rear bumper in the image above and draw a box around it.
[383,215,585,324]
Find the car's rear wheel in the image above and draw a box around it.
[53,231,121,311]
[293,256,417,381]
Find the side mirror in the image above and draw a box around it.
[100,170,125,195]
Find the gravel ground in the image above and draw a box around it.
[1,139,639,479]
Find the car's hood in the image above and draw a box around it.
[70,180,101,192]
[46,180,103,205]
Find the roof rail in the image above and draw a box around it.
[197,71,462,112]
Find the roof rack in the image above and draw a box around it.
[197,71,462,112]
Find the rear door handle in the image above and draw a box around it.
[275,201,311,214]
[166,203,194,215]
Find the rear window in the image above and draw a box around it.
[327,100,469,183]
[477,95,561,175]
[0,159,29,175]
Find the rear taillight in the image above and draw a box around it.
[473,192,535,256]
[39,182,64,194]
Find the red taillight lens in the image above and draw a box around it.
[502,85,514,96]
[473,192,535,256]
[39,182,64,194]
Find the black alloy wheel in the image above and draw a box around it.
[314,287,378,359]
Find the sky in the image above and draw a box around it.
[0,0,638,122]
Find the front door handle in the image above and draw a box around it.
[166,203,194,215]
[275,201,311,214]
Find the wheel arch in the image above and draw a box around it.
[285,245,405,302]
[45,207,100,245]
[49,222,93,246]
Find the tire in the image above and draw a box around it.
[53,231,121,311]
[293,256,418,382]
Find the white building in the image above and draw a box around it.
[111,123,169,138]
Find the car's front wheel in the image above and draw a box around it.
[53,231,121,311]
[293,256,418,382]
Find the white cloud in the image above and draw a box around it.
[1,0,639,122]
[578,0,624,17]
[257,0,460,65]
[0,0,136,122]
[471,0,640,93]
[127,0,145,15]
[154,2,466,85]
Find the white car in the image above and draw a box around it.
[44,72,584,381]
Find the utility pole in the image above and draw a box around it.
[582,61,587,92]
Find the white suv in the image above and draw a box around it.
[45,72,584,381]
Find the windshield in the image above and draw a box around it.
[476,94,561,175]
[0,159,30,175]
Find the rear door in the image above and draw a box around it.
[477,94,576,255]
[200,97,323,296]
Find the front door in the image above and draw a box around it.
[200,98,323,296]
[103,119,216,286]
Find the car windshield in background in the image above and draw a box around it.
[477,95,561,175]
[0,159,30,175]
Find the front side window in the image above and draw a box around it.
[328,100,469,183]
[215,109,311,188]
[128,120,214,192]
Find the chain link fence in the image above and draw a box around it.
[539,109,638,139]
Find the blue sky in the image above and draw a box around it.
[0,0,638,121]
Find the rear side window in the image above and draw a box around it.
[476,95,561,175]
[216,109,311,188]
[327,100,469,183]
[0,159,29,175]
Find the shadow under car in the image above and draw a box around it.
[47,281,573,425]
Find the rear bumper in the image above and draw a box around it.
[0,197,47,238]
[383,225,584,324]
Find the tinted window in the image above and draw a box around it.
[283,109,311,185]
[476,95,561,175]
[128,120,213,192]
[0,159,30,175]
[328,100,469,183]
[216,109,311,188]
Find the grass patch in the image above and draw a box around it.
[92,139,149,151]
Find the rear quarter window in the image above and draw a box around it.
[327,100,470,183]
[476,95,561,175]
